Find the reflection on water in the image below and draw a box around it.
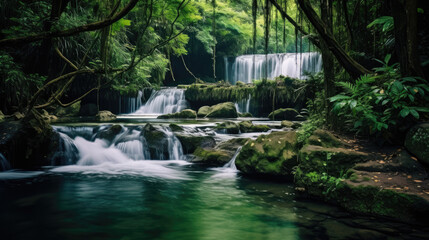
[1,163,427,240]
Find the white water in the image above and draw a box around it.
[131,88,188,115]
[235,95,251,114]
[223,146,242,170]
[210,146,242,178]
[225,52,322,84]
[119,90,143,114]
[0,153,11,171]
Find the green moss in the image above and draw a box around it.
[169,123,183,132]
[268,108,299,120]
[193,147,231,165]
[205,102,238,118]
[158,109,197,119]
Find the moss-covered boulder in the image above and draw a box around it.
[281,120,301,129]
[206,102,238,118]
[235,131,298,179]
[96,110,116,121]
[307,129,344,148]
[141,123,170,159]
[41,109,58,123]
[238,121,270,133]
[158,109,197,119]
[405,123,429,166]
[197,106,212,117]
[175,134,216,154]
[169,123,184,132]
[268,108,299,120]
[55,101,81,117]
[192,138,248,165]
[238,112,253,117]
[216,121,240,134]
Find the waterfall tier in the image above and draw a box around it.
[225,52,322,84]
[131,88,188,115]
[0,153,10,172]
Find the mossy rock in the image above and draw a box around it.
[404,123,429,166]
[197,106,211,117]
[206,102,238,118]
[235,131,298,179]
[216,121,240,134]
[175,134,216,154]
[238,112,253,117]
[307,129,343,148]
[55,101,81,117]
[281,120,302,129]
[96,125,123,143]
[239,121,270,133]
[169,123,183,132]
[96,110,116,121]
[158,109,197,119]
[236,81,245,86]
[192,138,248,166]
[299,145,368,177]
[142,123,169,159]
[268,108,299,120]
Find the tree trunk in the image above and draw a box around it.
[296,0,371,78]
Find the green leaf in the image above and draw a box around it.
[400,108,410,118]
[410,109,419,119]
[330,95,350,102]
[382,99,389,105]
[408,94,415,102]
[350,100,357,108]
[384,54,391,64]
[415,107,429,113]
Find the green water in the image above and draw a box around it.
[0,164,426,240]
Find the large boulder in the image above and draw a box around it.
[215,121,240,134]
[193,138,248,166]
[235,131,299,179]
[197,106,212,118]
[205,102,238,118]
[175,134,216,154]
[96,110,116,121]
[281,120,301,129]
[95,125,123,144]
[41,109,58,123]
[158,109,197,119]
[141,123,170,159]
[405,123,429,166]
[238,120,270,133]
[268,108,299,120]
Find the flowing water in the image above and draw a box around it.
[0,153,10,171]
[235,95,251,114]
[131,88,189,115]
[225,52,322,84]
[0,122,427,239]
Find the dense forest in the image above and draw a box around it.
[1,0,429,239]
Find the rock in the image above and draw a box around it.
[197,106,212,118]
[79,103,98,116]
[95,125,123,143]
[12,112,24,120]
[298,145,367,177]
[216,121,240,134]
[96,110,116,121]
[169,123,183,132]
[55,101,81,117]
[268,108,299,120]
[238,112,253,117]
[206,102,238,118]
[236,81,245,86]
[307,129,343,148]
[405,123,429,166]
[141,123,169,159]
[239,121,270,133]
[158,109,197,119]
[235,131,299,179]
[175,134,216,154]
[281,120,302,129]
[41,109,58,123]
[192,138,248,165]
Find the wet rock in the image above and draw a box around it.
[158,109,197,119]
[41,109,58,123]
[175,134,216,154]
[95,125,123,143]
[142,123,169,159]
[192,138,248,165]
[235,131,298,179]
[216,121,240,134]
[169,123,184,132]
[205,102,238,118]
[239,120,270,133]
[238,112,253,117]
[268,108,299,120]
[96,110,116,121]
[197,106,211,117]
[405,123,429,166]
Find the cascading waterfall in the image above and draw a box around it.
[225,52,322,84]
[119,90,143,114]
[52,124,185,167]
[131,88,188,115]
[223,146,242,170]
[235,94,252,114]
[0,153,11,171]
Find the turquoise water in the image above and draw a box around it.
[0,164,426,240]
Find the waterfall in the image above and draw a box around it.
[131,88,188,115]
[119,90,143,114]
[225,52,322,84]
[235,95,251,114]
[223,146,242,170]
[52,124,184,166]
[0,153,11,171]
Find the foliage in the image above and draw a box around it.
[330,55,429,137]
